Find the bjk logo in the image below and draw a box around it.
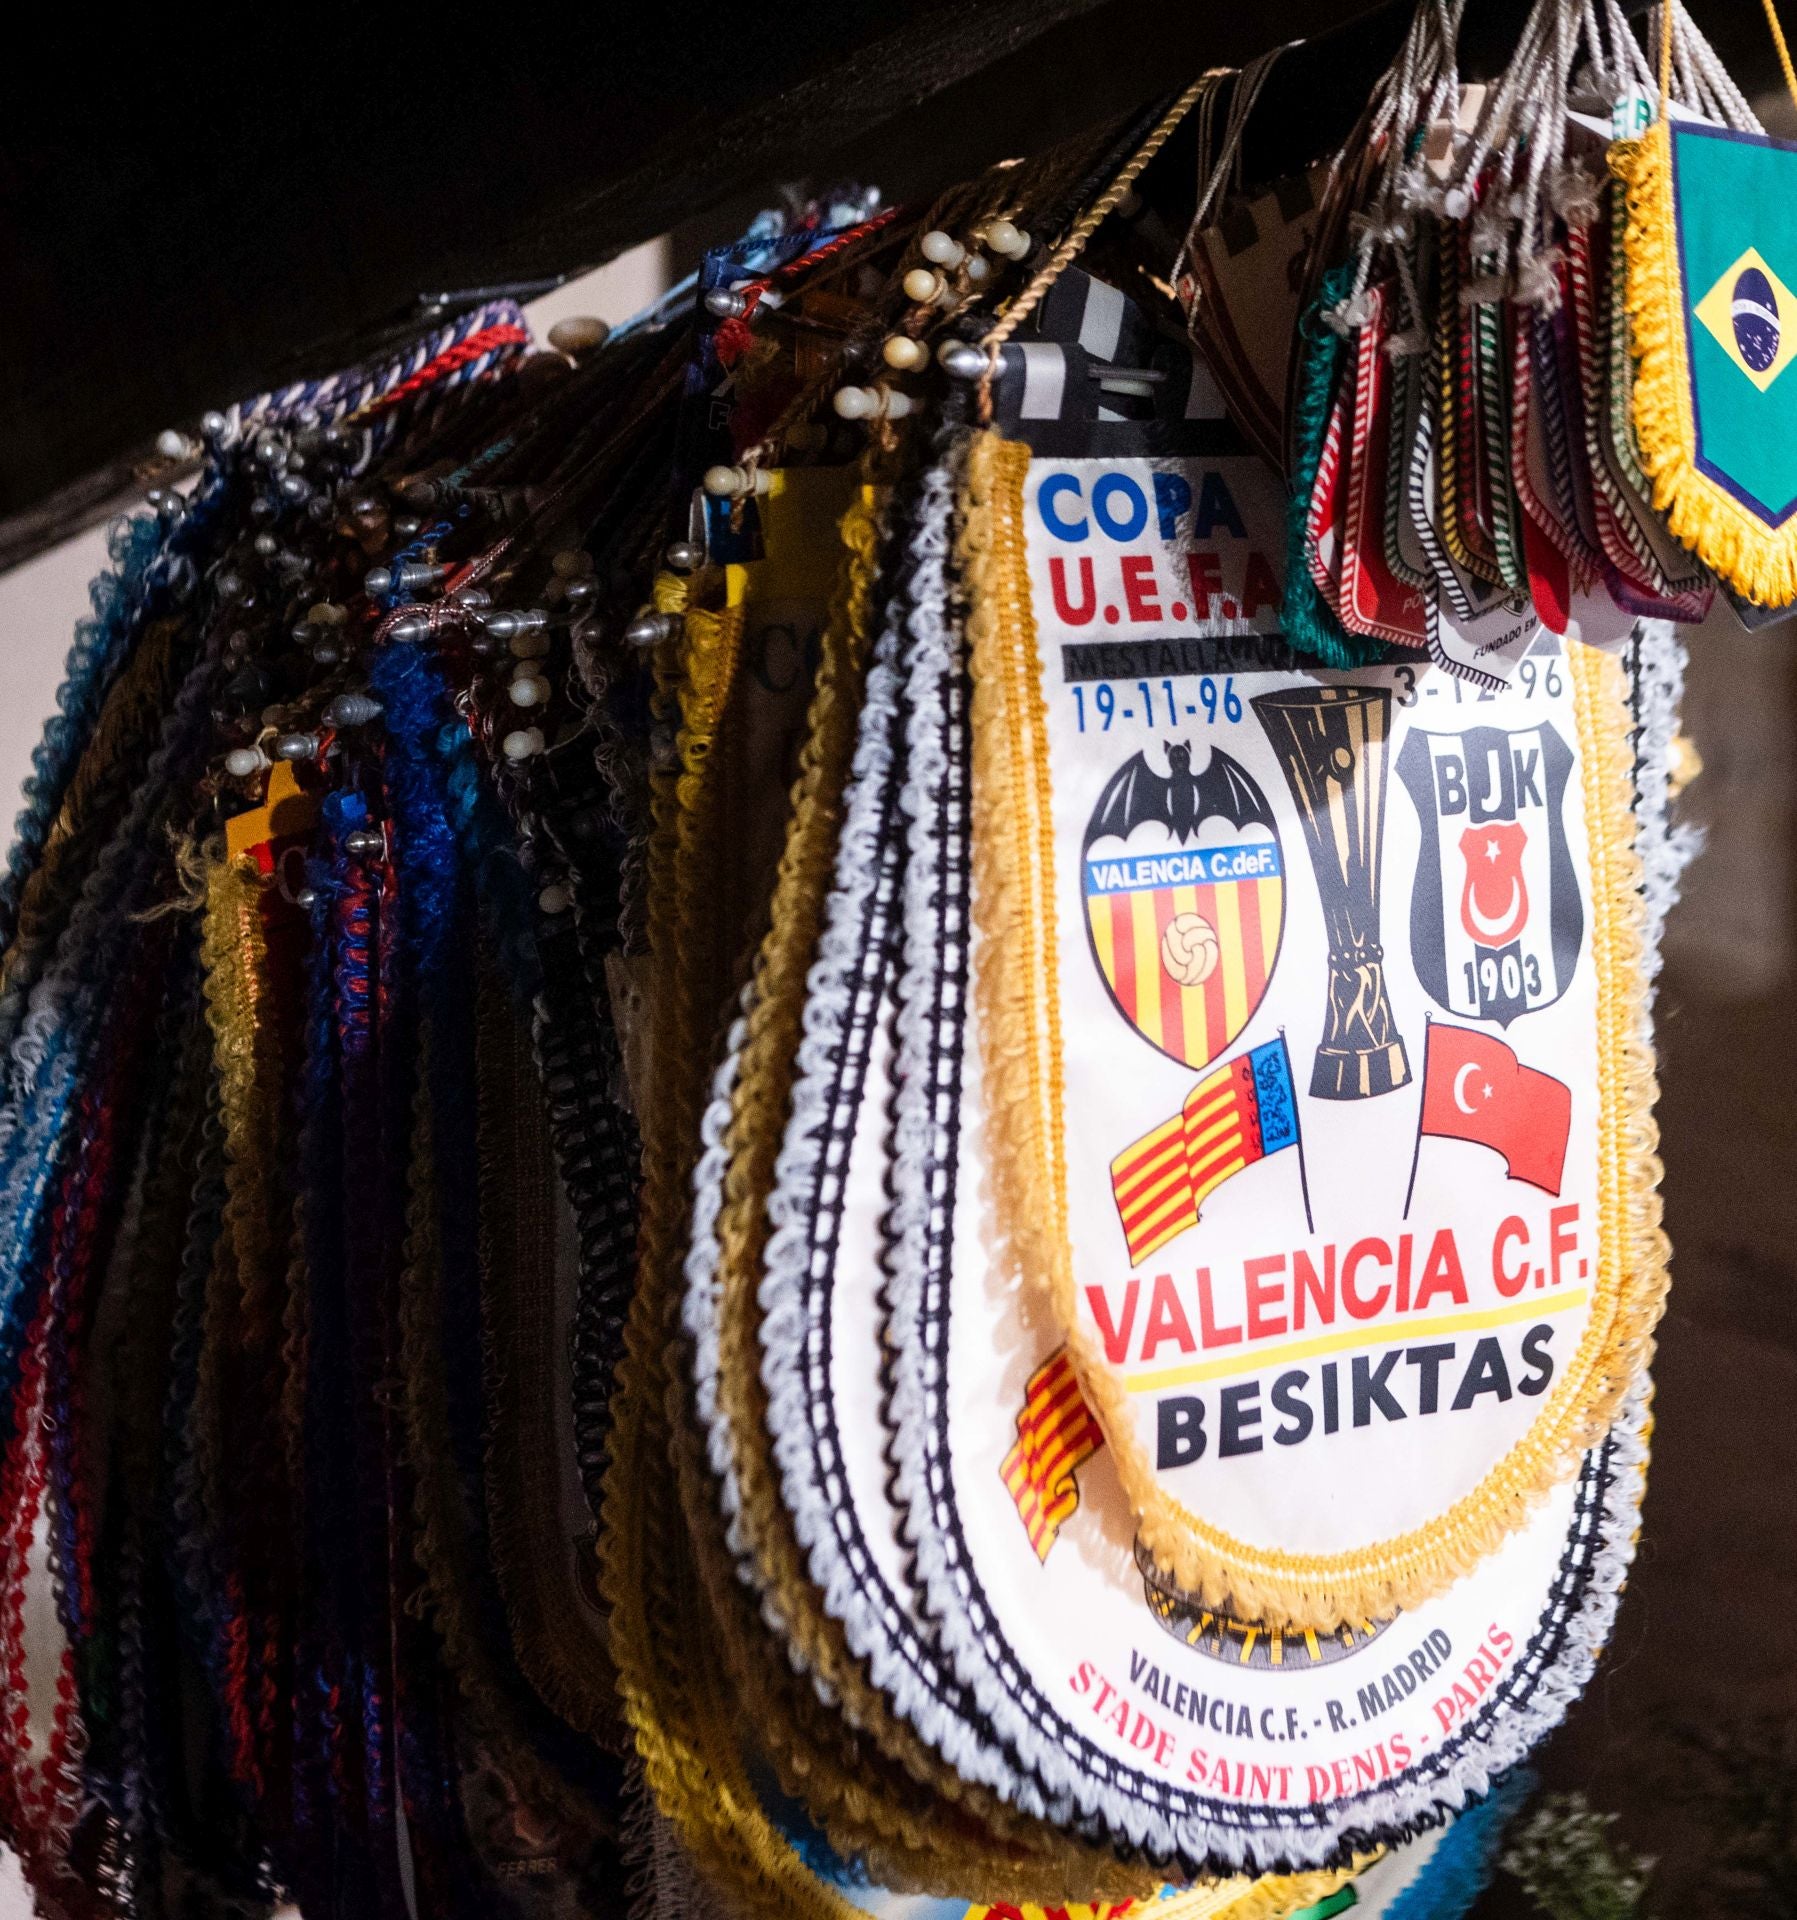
[1397,723,1583,1028]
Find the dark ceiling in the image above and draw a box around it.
[0,0,1781,555]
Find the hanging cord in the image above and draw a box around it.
[1170,56,1282,290]
[976,73,1222,417]
[1761,0,1797,109]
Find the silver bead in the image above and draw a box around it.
[344,827,385,857]
[938,341,989,381]
[623,611,675,649]
[393,515,421,537]
[364,568,394,597]
[324,692,384,728]
[453,586,492,609]
[224,746,267,779]
[200,410,228,442]
[387,615,431,644]
[311,641,342,667]
[704,287,748,318]
[481,608,549,641]
[215,571,245,601]
[562,576,599,606]
[253,532,279,556]
[663,541,702,573]
[274,732,319,761]
[291,885,318,909]
[279,474,311,503]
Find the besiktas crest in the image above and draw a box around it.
[1396,722,1583,1027]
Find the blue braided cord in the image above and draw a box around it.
[0,619,222,1151]
[374,510,462,614]
[367,646,460,979]
[433,713,540,1003]
[286,847,344,1904]
[0,633,226,1388]
[231,301,530,448]
[0,512,162,957]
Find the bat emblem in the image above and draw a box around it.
[1081,741,1284,1069]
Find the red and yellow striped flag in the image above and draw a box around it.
[1000,1348,1105,1562]
[1109,1037,1300,1267]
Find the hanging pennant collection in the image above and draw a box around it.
[0,0,1762,1911]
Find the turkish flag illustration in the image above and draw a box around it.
[1418,1022,1571,1195]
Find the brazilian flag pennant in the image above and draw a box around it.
[1615,116,1797,608]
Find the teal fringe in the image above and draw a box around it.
[1284,264,1382,668]
[1386,1767,1536,1920]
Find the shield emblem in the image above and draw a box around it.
[1081,743,1283,1068]
[1396,722,1582,1027]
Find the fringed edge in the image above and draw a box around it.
[1283,270,1382,669]
[1616,124,1797,609]
[1382,1768,1534,1920]
[597,567,860,1920]
[972,424,1667,1628]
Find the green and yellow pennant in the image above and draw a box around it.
[1614,97,1797,605]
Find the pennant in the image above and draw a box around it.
[1616,118,1797,606]
[1108,1035,1305,1266]
[1000,1348,1105,1562]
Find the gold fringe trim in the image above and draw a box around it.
[195,853,278,1529]
[1614,124,1797,606]
[966,429,1668,1630]
[601,560,865,1920]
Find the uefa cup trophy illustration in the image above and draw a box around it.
[1252,685,1410,1100]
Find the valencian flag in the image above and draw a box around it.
[1000,1348,1105,1562]
[1109,1035,1306,1268]
[1406,1021,1572,1212]
[1617,116,1797,605]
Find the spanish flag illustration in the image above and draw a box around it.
[1000,1348,1105,1562]
[1109,1035,1308,1268]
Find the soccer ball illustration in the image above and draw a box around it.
[1160,911,1220,987]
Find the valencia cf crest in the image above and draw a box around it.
[1396,722,1582,1027]
[1081,743,1283,1069]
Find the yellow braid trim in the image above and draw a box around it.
[1614,124,1797,606]
[602,564,865,1920]
[195,853,276,1525]
[966,430,1667,1630]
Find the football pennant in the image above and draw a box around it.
[1409,1020,1572,1202]
[1615,117,1797,605]
[1109,1036,1305,1267]
[999,1348,1105,1562]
